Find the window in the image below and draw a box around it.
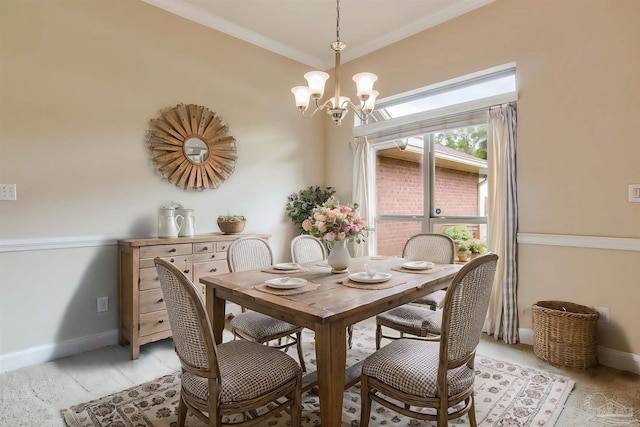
[355,65,516,256]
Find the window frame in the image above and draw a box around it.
[358,64,517,255]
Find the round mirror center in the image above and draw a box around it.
[184,137,209,163]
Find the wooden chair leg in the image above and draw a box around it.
[347,325,354,349]
[291,374,302,427]
[468,394,478,427]
[295,331,306,372]
[360,376,372,427]
[177,394,188,427]
[375,324,382,350]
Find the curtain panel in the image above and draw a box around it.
[486,103,519,344]
[352,137,372,257]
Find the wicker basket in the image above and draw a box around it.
[532,300,599,369]
[217,219,245,234]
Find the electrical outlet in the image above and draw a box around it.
[594,306,609,323]
[97,296,109,313]
[629,184,640,202]
[0,184,17,200]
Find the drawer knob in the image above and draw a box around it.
[158,298,164,303]
[184,269,190,274]
[170,258,175,263]
[202,246,209,251]
[158,319,164,323]
[210,267,217,272]
[169,248,177,253]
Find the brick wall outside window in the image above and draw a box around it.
[433,166,478,216]
[376,156,424,215]
[376,156,479,256]
[376,220,422,257]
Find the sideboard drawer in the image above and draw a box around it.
[192,251,226,263]
[216,241,230,252]
[140,288,167,314]
[140,311,170,337]
[139,267,160,291]
[140,254,192,269]
[140,243,192,260]
[193,259,228,277]
[139,257,192,290]
[194,242,215,254]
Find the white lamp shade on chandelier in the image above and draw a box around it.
[291,0,378,125]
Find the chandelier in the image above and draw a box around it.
[290,0,378,125]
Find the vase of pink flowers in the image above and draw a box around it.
[301,197,367,273]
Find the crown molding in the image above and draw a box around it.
[343,0,495,65]
[140,0,325,68]
[141,0,495,70]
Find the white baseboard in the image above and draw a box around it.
[0,329,119,373]
[518,328,640,375]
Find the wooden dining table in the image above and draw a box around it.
[200,256,461,426]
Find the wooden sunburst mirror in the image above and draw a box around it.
[147,103,237,190]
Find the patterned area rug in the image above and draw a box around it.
[61,324,575,426]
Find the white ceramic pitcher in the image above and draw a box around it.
[176,208,195,237]
[157,207,182,238]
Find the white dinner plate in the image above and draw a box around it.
[265,277,308,289]
[402,261,435,270]
[348,272,392,284]
[273,262,301,270]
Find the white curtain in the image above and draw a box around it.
[352,137,372,257]
[485,103,519,344]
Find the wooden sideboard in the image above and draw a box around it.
[118,233,269,359]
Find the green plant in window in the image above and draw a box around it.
[469,239,487,254]
[442,225,473,242]
[285,186,336,232]
[457,241,471,254]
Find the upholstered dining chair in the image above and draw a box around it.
[227,237,307,371]
[375,233,456,349]
[154,258,302,427]
[360,253,498,427]
[290,234,327,264]
[403,233,456,310]
[290,234,356,349]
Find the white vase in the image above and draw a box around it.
[327,239,351,273]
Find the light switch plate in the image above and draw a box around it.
[0,184,17,200]
[97,296,109,313]
[629,184,640,203]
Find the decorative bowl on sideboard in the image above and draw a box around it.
[217,216,246,234]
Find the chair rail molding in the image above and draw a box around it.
[5,233,637,253]
[517,233,640,252]
[0,235,118,253]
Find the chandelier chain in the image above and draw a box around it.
[336,0,341,42]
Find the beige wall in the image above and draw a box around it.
[1,0,639,369]
[0,0,325,356]
[327,0,640,356]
